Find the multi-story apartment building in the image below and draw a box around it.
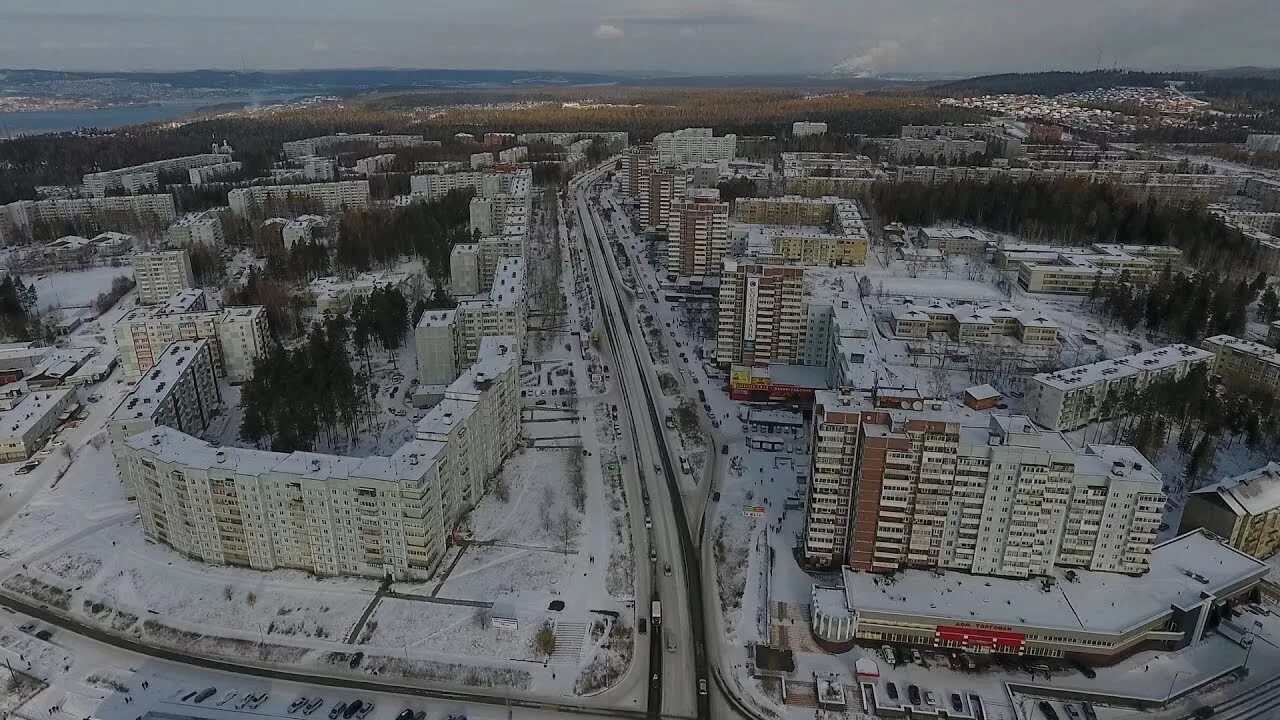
[653,127,737,163]
[997,243,1184,295]
[1024,344,1215,430]
[1181,462,1280,560]
[516,131,628,149]
[113,291,269,382]
[282,215,329,249]
[354,154,398,175]
[166,210,226,248]
[227,181,371,217]
[792,121,828,137]
[133,250,196,305]
[83,154,230,197]
[804,388,1164,577]
[108,340,221,448]
[415,258,526,386]
[497,146,529,164]
[468,176,531,236]
[116,336,518,581]
[734,196,869,267]
[623,145,657,197]
[666,198,729,278]
[1202,334,1280,390]
[716,261,805,368]
[188,162,243,185]
[409,167,532,202]
[450,244,482,295]
[0,195,178,242]
[282,134,429,159]
[641,169,686,231]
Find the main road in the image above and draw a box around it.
[568,161,767,720]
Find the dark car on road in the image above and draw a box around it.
[1039,701,1060,720]
[907,685,921,705]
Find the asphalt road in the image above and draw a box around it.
[570,167,711,720]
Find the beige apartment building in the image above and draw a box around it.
[132,250,196,305]
[623,145,657,197]
[416,258,527,386]
[716,261,806,368]
[108,339,221,449]
[804,387,1164,578]
[1202,334,1280,391]
[641,168,686,231]
[1024,344,1215,431]
[734,196,869,267]
[0,387,78,461]
[114,291,269,383]
[666,198,730,278]
[1181,462,1280,560]
[227,181,371,217]
[116,337,520,581]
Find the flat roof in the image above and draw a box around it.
[111,340,210,422]
[1193,462,1280,518]
[841,529,1269,636]
[0,387,75,439]
[1031,344,1213,391]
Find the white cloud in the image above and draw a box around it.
[593,24,624,40]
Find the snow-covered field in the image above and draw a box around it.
[28,266,134,311]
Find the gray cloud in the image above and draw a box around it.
[0,0,1272,76]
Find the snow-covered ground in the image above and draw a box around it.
[26,265,134,312]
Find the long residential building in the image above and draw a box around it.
[282,134,429,159]
[416,258,527,387]
[733,196,869,267]
[0,195,178,244]
[83,153,231,197]
[227,181,370,217]
[116,337,519,581]
[640,168,686,231]
[409,167,531,202]
[114,292,269,383]
[108,340,222,449]
[1024,344,1215,430]
[133,250,196,305]
[804,387,1165,578]
[653,127,737,163]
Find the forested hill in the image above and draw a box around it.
[931,70,1189,95]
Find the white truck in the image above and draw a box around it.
[651,600,662,625]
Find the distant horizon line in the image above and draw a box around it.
[3,65,1275,79]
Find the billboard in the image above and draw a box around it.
[743,276,760,342]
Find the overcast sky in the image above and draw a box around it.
[0,1,1275,76]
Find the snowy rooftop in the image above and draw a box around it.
[1203,334,1280,365]
[127,425,437,484]
[0,387,75,438]
[111,341,210,422]
[1193,462,1280,518]
[447,336,517,398]
[841,529,1268,635]
[1031,344,1214,391]
[965,384,1001,401]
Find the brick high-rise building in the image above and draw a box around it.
[666,198,729,278]
[715,261,805,368]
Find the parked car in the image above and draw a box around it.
[1081,703,1098,720]
[1070,658,1096,678]
[194,688,217,704]
[1039,701,1060,720]
[395,710,415,720]
[251,693,269,709]
[342,701,363,719]
[34,629,52,641]
[1064,704,1082,720]
[289,697,309,713]
[217,691,238,707]
[910,647,924,665]
[924,690,937,706]
[182,691,199,702]
[951,693,963,712]
[15,462,38,475]
[638,618,647,635]
[1191,709,1215,719]
[328,702,348,719]
[18,622,35,633]
[886,683,898,701]
[881,645,897,667]
[907,685,921,705]
[304,698,324,715]
[349,651,364,668]
[961,652,976,670]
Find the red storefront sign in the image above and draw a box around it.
[936,625,1026,652]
